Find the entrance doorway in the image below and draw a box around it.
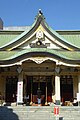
[6,76,18,102]
[25,76,52,104]
[61,75,73,102]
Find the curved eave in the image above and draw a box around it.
[42,22,80,50]
[0,48,80,67]
[0,13,80,51]
[0,14,44,50]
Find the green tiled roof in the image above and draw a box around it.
[0,12,80,50]
[61,34,80,48]
[0,48,80,61]
[0,11,80,66]
[0,34,18,47]
[0,30,80,49]
[0,26,32,48]
[44,22,80,49]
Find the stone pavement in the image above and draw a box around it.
[0,106,80,120]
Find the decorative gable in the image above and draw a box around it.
[0,10,80,67]
[0,10,79,51]
[18,25,62,50]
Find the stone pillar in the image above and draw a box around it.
[78,75,80,93]
[77,75,80,106]
[17,66,23,105]
[55,66,61,105]
[55,75,60,105]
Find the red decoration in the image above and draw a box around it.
[54,106,59,115]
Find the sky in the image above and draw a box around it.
[0,0,80,30]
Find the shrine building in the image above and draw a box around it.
[0,10,80,105]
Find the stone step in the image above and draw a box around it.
[1,106,80,120]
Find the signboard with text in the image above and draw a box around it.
[17,81,23,103]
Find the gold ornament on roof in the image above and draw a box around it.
[36,30,43,39]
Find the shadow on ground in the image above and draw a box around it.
[0,106,19,120]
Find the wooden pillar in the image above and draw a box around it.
[45,81,48,105]
[73,76,78,98]
[30,79,33,105]
[52,76,55,103]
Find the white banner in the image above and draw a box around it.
[17,81,23,103]
[77,93,80,101]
